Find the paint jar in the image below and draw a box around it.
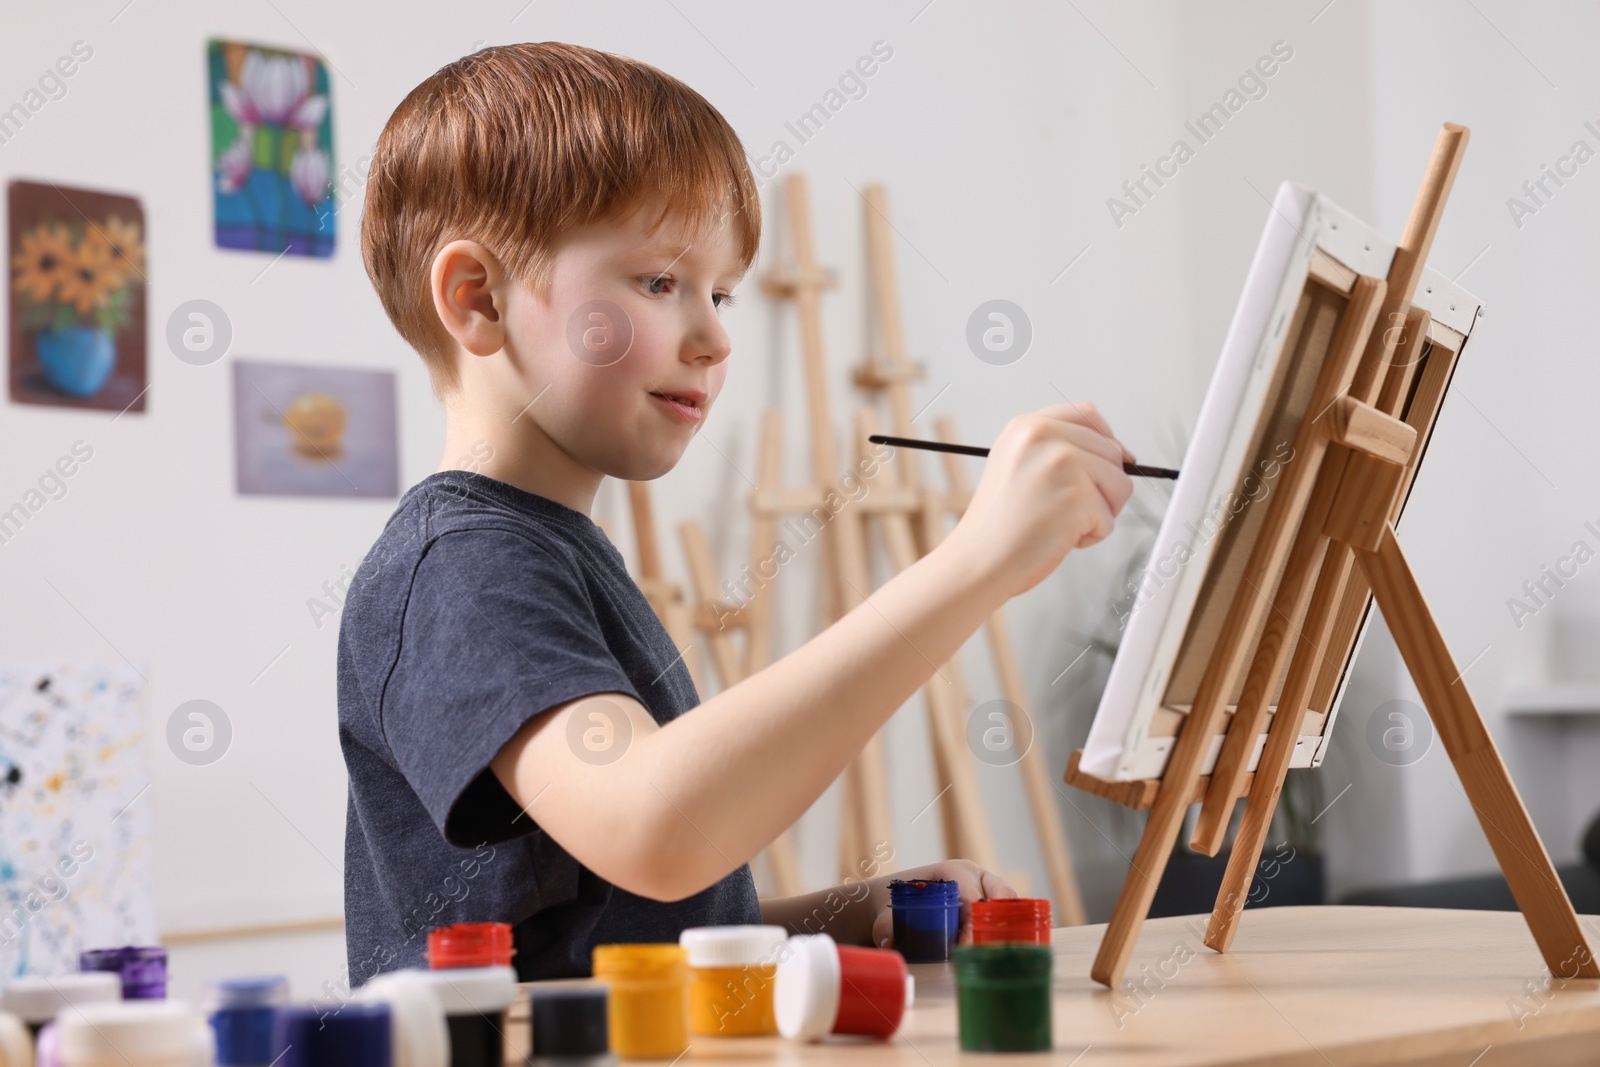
[528,986,612,1067]
[353,969,449,1067]
[79,947,167,999]
[590,944,689,1059]
[34,1023,58,1067]
[274,1003,391,1066]
[970,897,1052,945]
[201,976,288,1067]
[678,925,786,1036]
[774,933,907,1042]
[2,973,121,1037]
[426,922,514,969]
[0,1011,32,1067]
[953,943,1053,1052]
[888,879,960,963]
[414,966,516,1067]
[58,1000,211,1067]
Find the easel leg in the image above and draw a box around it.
[1206,539,1353,951]
[1357,524,1600,979]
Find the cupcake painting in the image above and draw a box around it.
[208,38,336,257]
[232,359,398,498]
[8,180,147,412]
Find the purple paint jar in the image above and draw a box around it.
[80,945,169,999]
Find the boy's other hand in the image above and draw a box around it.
[864,859,1019,950]
[944,401,1134,601]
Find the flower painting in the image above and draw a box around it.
[7,181,147,411]
[208,39,335,257]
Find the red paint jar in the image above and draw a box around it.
[427,922,515,969]
[971,898,1052,945]
[774,934,907,1042]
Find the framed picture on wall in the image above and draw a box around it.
[7,180,147,412]
[232,358,399,499]
[208,38,336,257]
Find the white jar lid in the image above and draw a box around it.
[1,973,121,1023]
[58,1000,206,1061]
[774,934,840,1042]
[0,1011,32,1067]
[413,966,517,1015]
[905,973,915,1010]
[679,925,788,968]
[355,969,449,1067]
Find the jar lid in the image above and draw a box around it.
[2,972,121,1022]
[904,973,916,1010]
[274,1003,392,1067]
[59,1000,208,1061]
[773,934,841,1042]
[354,970,449,1067]
[202,974,290,1011]
[412,965,517,1015]
[678,925,788,968]
[529,986,609,1057]
[888,878,960,905]
[953,943,1054,979]
[0,1011,31,1067]
[971,897,1052,924]
[426,922,514,969]
[591,943,688,980]
[79,945,167,998]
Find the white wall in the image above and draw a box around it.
[5,0,1598,999]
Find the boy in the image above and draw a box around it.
[340,41,1134,983]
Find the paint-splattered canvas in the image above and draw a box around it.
[0,661,155,979]
[8,180,147,412]
[233,358,399,498]
[208,38,335,256]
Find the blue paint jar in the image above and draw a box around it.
[80,945,168,999]
[202,976,288,1066]
[273,1002,392,1067]
[889,878,961,963]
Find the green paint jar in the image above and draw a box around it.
[953,943,1053,1053]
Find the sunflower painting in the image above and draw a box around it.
[208,39,335,257]
[8,181,147,411]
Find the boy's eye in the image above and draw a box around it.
[714,291,737,309]
[642,275,671,295]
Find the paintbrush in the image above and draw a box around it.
[866,434,1180,480]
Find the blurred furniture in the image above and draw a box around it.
[1342,806,1600,913]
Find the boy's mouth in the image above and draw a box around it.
[648,389,706,424]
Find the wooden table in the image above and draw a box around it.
[509,906,1600,1065]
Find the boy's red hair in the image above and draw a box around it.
[361,41,761,395]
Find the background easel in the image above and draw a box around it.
[1067,123,1600,988]
[852,183,1085,924]
[623,480,705,694]
[618,477,806,897]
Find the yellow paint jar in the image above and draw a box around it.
[591,943,690,1059]
[678,925,788,1036]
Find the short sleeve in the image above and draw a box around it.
[383,527,642,847]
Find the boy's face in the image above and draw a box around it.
[506,197,746,482]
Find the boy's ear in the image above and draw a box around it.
[430,239,507,357]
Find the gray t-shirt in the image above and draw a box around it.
[337,469,761,985]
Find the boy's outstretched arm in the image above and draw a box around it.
[491,404,1135,902]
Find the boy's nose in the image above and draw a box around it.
[687,308,733,365]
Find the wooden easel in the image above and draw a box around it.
[1066,123,1600,987]
[853,183,1086,924]
[619,478,804,897]
[623,481,706,695]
